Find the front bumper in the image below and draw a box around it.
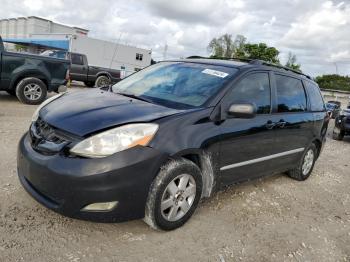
[17,133,168,222]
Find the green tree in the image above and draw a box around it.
[232,34,247,58]
[14,44,27,52]
[285,52,301,72]
[208,33,234,58]
[208,34,279,63]
[315,74,350,91]
[243,43,280,63]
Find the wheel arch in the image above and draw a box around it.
[311,138,322,159]
[174,149,216,198]
[96,71,112,79]
[10,72,49,91]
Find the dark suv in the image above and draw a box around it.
[17,58,329,230]
[333,106,350,140]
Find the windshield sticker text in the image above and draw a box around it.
[202,69,229,78]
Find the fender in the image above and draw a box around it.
[9,64,50,90]
[172,148,217,198]
[96,71,112,79]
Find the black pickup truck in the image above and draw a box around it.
[41,50,121,87]
[0,37,70,104]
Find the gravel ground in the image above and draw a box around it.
[0,88,349,262]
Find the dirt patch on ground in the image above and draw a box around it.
[0,89,349,261]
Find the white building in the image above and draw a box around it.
[0,16,152,75]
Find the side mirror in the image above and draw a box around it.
[228,103,256,118]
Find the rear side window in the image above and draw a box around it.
[71,54,84,65]
[305,81,325,112]
[275,74,307,112]
[227,73,271,114]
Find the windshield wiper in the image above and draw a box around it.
[116,92,153,103]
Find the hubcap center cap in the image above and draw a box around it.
[174,191,184,204]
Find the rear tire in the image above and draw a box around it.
[287,144,317,181]
[144,158,202,231]
[16,77,47,105]
[332,126,344,141]
[95,75,111,88]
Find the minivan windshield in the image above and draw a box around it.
[112,62,237,109]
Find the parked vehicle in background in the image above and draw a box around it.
[333,107,350,140]
[328,100,341,107]
[0,37,69,104]
[17,58,328,230]
[41,50,121,87]
[325,101,341,119]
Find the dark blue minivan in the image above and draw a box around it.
[17,58,329,230]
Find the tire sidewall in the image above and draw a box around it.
[16,77,47,105]
[95,76,110,87]
[298,144,317,180]
[150,160,203,231]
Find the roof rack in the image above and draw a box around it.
[186,55,253,64]
[249,59,311,79]
[186,56,311,79]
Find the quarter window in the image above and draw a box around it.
[275,75,307,112]
[227,73,271,114]
[305,81,325,112]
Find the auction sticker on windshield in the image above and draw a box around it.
[202,68,229,78]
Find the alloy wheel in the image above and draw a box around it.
[23,84,42,101]
[302,149,314,176]
[160,174,196,222]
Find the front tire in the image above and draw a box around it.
[332,126,344,141]
[95,75,111,88]
[16,77,47,105]
[144,158,203,231]
[287,144,317,181]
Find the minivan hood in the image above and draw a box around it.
[40,89,182,136]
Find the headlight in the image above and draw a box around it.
[32,93,64,122]
[70,123,159,158]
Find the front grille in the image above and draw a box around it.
[34,118,65,144]
[30,118,71,154]
[346,117,350,124]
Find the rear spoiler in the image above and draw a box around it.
[0,36,4,51]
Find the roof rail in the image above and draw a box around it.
[248,59,311,79]
[186,55,253,64]
[186,56,311,79]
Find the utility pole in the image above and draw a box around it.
[109,33,123,69]
[163,43,168,61]
[334,62,339,75]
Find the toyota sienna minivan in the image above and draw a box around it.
[17,58,329,230]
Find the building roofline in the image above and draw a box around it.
[1,16,89,32]
[73,27,89,32]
